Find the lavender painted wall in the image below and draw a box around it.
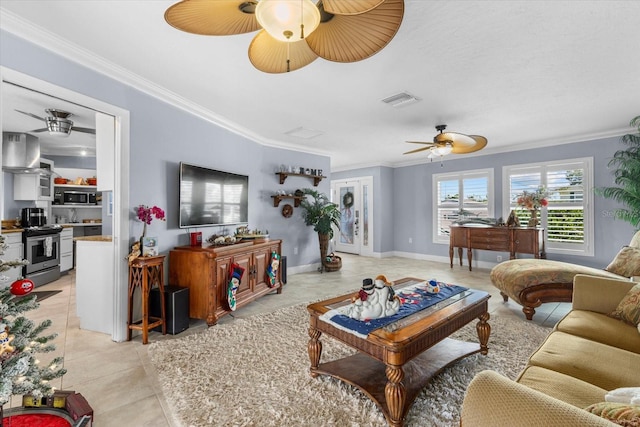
[1,30,328,267]
[337,137,634,268]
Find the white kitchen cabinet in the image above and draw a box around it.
[60,227,73,272]
[95,112,115,191]
[1,233,24,283]
[13,158,54,201]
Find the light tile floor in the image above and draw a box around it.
[3,254,570,426]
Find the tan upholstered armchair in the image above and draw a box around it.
[490,230,640,320]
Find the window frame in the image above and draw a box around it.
[502,157,594,256]
[432,168,495,244]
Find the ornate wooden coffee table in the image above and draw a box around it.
[307,277,490,427]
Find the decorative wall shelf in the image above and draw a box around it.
[275,172,325,187]
[271,195,303,208]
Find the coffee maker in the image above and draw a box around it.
[21,207,46,227]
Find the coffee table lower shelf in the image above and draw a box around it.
[312,337,482,426]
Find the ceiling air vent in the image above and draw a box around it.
[284,127,324,139]
[381,91,421,107]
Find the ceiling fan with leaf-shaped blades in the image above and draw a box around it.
[16,109,96,137]
[404,125,487,162]
[164,0,404,74]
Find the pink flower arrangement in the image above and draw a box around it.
[136,205,166,224]
[516,187,549,210]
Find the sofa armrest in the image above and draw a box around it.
[461,370,615,427]
[571,274,635,314]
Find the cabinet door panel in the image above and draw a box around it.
[253,248,271,291]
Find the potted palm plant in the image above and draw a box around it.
[299,188,341,270]
[595,116,640,228]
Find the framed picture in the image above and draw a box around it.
[142,236,158,256]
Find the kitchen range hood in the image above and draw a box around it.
[2,132,52,175]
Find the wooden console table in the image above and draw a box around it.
[449,225,545,271]
[169,239,282,326]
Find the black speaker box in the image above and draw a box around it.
[280,255,287,284]
[150,286,190,335]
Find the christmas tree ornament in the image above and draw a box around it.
[0,324,16,356]
[10,278,35,296]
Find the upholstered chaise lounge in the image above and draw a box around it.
[490,230,640,320]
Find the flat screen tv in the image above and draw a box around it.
[179,162,249,228]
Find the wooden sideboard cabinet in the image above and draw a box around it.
[169,239,282,326]
[449,225,545,271]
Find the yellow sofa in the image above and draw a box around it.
[461,274,640,426]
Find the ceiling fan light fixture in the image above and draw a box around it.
[45,117,73,137]
[255,0,321,42]
[433,142,453,156]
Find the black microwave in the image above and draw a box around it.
[54,191,97,205]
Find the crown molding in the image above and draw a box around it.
[0,8,318,155]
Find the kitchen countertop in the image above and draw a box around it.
[0,228,23,234]
[57,222,102,227]
[74,235,112,242]
[1,224,75,234]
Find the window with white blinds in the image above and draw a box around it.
[503,157,594,256]
[432,169,494,243]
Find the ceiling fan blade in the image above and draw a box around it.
[248,30,318,73]
[71,127,96,135]
[164,0,260,36]
[322,0,386,15]
[434,132,487,154]
[405,140,435,145]
[403,146,433,155]
[30,128,48,133]
[307,0,404,63]
[15,109,45,121]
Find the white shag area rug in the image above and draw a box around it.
[149,303,550,427]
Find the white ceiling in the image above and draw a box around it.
[1,1,639,170]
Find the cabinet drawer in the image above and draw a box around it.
[470,241,510,251]
[470,229,509,238]
[61,253,73,272]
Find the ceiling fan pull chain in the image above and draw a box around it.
[286,42,291,73]
[300,0,305,39]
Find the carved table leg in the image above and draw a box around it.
[476,312,491,355]
[308,327,322,378]
[385,365,406,427]
[522,306,536,321]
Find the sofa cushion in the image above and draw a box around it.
[611,283,640,326]
[556,310,640,354]
[527,331,640,390]
[606,247,640,278]
[584,401,640,426]
[517,365,608,409]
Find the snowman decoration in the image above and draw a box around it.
[346,275,401,321]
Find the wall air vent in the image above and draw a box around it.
[381,91,421,107]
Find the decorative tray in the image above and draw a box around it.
[236,234,269,240]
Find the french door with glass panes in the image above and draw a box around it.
[331,177,373,256]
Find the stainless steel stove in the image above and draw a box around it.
[22,224,63,287]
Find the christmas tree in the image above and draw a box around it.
[0,235,66,408]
